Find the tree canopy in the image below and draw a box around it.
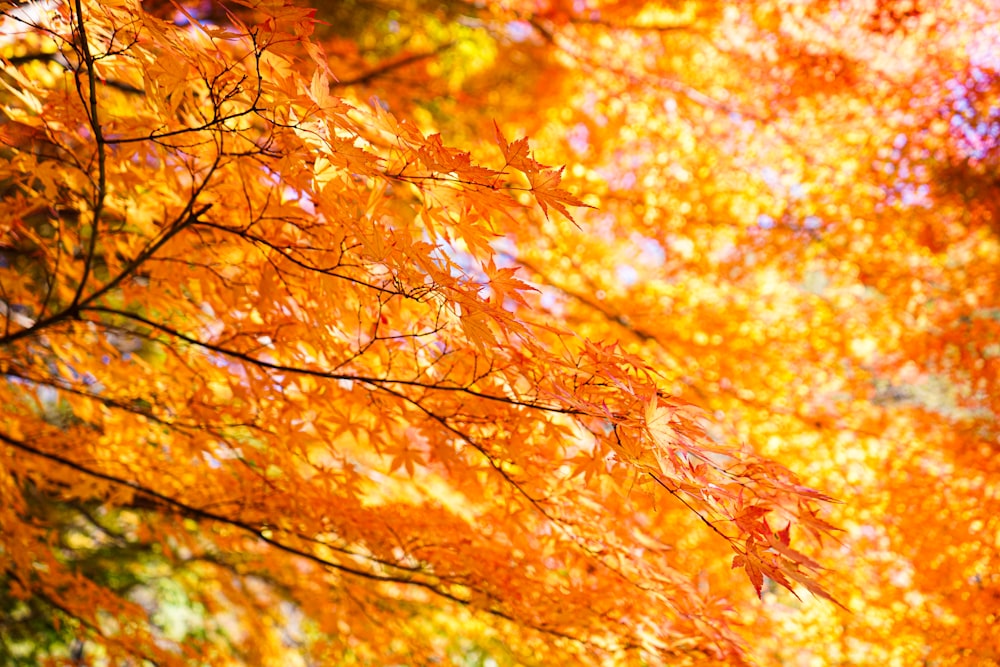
[1,0,998,665]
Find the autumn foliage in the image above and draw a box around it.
[2,0,999,665]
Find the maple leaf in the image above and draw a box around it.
[482,256,538,307]
[732,552,765,599]
[494,120,534,172]
[458,304,498,350]
[526,165,590,222]
[388,446,425,477]
[493,122,590,222]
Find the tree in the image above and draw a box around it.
[2,0,999,665]
[0,1,837,664]
[455,1,999,665]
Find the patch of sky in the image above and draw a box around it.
[505,21,533,43]
[613,234,666,287]
[587,211,621,243]
[944,66,1000,161]
[437,233,490,286]
[616,264,639,287]
[284,185,316,215]
[538,285,566,317]
[171,3,215,28]
[633,233,666,264]
[598,154,643,191]
[901,184,930,206]
[36,382,58,405]
[201,451,222,469]
[567,123,590,155]
[492,236,518,267]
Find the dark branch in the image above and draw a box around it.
[0,428,591,648]
[79,305,583,416]
[69,0,107,309]
[332,43,455,88]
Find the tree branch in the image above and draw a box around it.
[0,428,592,648]
[69,0,106,309]
[332,43,455,88]
[79,305,584,416]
